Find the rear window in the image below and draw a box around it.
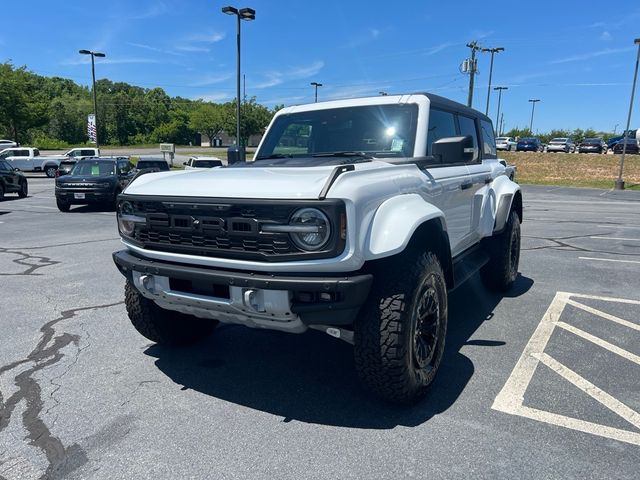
[193,160,222,168]
[137,161,169,170]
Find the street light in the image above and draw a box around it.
[615,38,640,190]
[310,82,323,102]
[613,123,619,135]
[482,47,505,115]
[528,99,540,133]
[494,86,508,135]
[79,49,106,148]
[222,5,255,163]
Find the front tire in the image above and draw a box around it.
[56,199,71,212]
[18,180,28,198]
[481,210,521,292]
[45,166,57,178]
[354,251,448,404]
[125,281,218,346]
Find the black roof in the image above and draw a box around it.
[419,92,493,123]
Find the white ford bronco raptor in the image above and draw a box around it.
[113,93,522,403]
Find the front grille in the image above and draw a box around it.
[124,196,345,262]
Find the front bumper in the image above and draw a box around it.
[113,249,372,331]
[56,189,115,204]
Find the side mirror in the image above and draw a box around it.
[183,161,188,166]
[432,135,474,164]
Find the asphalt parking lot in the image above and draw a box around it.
[1,177,639,479]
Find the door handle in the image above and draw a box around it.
[460,181,473,190]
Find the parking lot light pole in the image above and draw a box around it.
[482,47,504,115]
[528,99,540,134]
[79,49,105,149]
[222,5,255,163]
[615,38,640,190]
[494,86,508,135]
[310,82,323,102]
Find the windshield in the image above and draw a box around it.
[551,138,567,143]
[256,104,418,160]
[71,160,115,177]
[583,138,600,143]
[496,137,508,141]
[520,138,536,142]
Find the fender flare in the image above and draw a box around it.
[492,175,522,232]
[364,193,447,260]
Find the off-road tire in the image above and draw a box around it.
[354,250,448,404]
[18,180,28,198]
[125,280,218,346]
[56,199,70,212]
[481,210,521,292]
[45,166,57,178]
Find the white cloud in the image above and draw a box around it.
[127,1,168,20]
[192,92,230,102]
[254,61,325,89]
[62,56,162,66]
[127,42,184,57]
[175,45,211,53]
[345,28,384,48]
[188,73,233,87]
[550,47,634,64]
[600,31,612,41]
[187,32,225,43]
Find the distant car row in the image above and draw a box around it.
[496,136,638,154]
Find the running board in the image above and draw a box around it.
[450,245,490,291]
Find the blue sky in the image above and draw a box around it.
[1,0,639,133]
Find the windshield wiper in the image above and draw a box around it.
[312,151,373,159]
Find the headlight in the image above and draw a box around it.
[288,208,331,251]
[117,201,145,237]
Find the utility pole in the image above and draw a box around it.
[528,99,540,133]
[482,47,504,115]
[500,113,504,136]
[310,82,323,102]
[466,41,481,108]
[613,123,619,135]
[494,86,508,135]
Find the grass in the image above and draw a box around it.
[501,151,640,190]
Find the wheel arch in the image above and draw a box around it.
[492,176,522,233]
[363,194,454,288]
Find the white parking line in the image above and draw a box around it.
[589,236,640,242]
[566,299,640,332]
[579,257,640,265]
[597,225,640,230]
[493,291,640,446]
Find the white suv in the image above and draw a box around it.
[113,93,522,403]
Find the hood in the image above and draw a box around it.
[58,174,115,183]
[124,161,387,199]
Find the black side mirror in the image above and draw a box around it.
[432,135,474,164]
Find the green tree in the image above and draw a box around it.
[189,103,225,146]
[222,97,273,146]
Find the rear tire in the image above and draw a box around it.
[481,210,521,292]
[45,166,57,178]
[18,180,28,198]
[125,280,218,346]
[354,250,448,404]
[56,199,71,212]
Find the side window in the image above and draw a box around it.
[118,161,133,174]
[0,160,9,170]
[18,150,29,157]
[82,149,94,156]
[426,109,457,155]
[480,119,497,157]
[457,115,479,162]
[34,149,40,157]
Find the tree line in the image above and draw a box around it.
[0,62,281,148]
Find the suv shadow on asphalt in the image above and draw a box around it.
[144,274,533,429]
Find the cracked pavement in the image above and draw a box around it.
[1,178,639,479]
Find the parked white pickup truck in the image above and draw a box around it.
[113,92,522,403]
[0,147,100,177]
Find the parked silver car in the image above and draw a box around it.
[496,137,517,151]
[546,138,576,153]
